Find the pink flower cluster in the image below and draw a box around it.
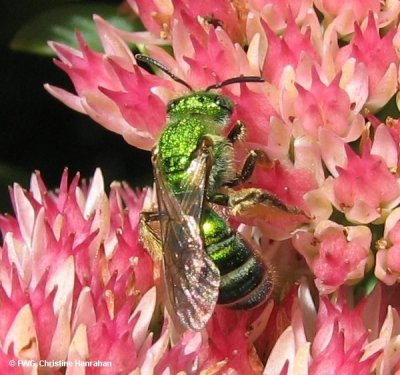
[0,0,399,373]
[0,170,159,373]
[0,171,292,374]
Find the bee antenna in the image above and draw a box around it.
[206,76,264,91]
[135,54,193,91]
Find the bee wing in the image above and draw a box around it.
[152,150,220,331]
[179,150,210,220]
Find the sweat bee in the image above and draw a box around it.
[137,54,303,331]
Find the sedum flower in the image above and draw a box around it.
[376,207,400,285]
[45,18,173,150]
[313,0,400,38]
[21,0,400,372]
[335,12,399,111]
[328,141,400,224]
[263,283,399,375]
[0,169,160,372]
[0,170,274,374]
[292,70,365,141]
[293,222,372,293]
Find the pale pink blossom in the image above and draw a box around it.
[248,0,314,34]
[293,69,364,140]
[264,283,393,375]
[336,12,399,110]
[328,142,400,224]
[128,0,248,43]
[293,222,372,293]
[376,208,400,285]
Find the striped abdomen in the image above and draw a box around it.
[201,207,273,308]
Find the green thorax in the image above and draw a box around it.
[157,91,234,194]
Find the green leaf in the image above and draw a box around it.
[10,4,143,56]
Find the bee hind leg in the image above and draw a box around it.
[207,193,230,206]
[228,188,310,220]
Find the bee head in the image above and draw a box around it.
[167,92,233,120]
[135,54,264,123]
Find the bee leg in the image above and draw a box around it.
[226,121,274,186]
[228,188,310,219]
[225,149,272,187]
[207,193,230,206]
[196,135,234,207]
[227,121,246,143]
[229,189,291,213]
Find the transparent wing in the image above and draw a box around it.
[152,149,220,331]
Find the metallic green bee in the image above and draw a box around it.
[137,54,300,331]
